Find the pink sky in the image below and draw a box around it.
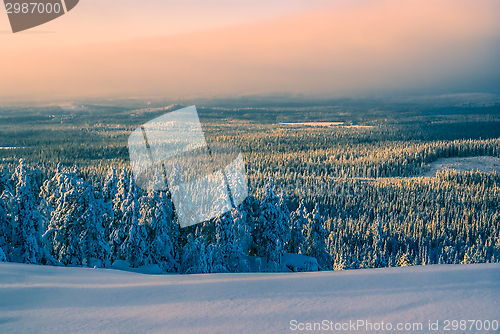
[1,0,499,103]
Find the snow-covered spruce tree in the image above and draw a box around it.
[39,163,64,207]
[328,233,348,270]
[368,214,387,268]
[12,159,42,264]
[0,195,11,261]
[160,191,182,263]
[102,167,118,203]
[304,203,331,270]
[230,202,253,257]
[39,164,74,253]
[181,228,209,274]
[255,176,289,272]
[288,199,309,255]
[38,163,93,228]
[78,188,111,268]
[12,159,43,202]
[112,169,130,219]
[0,165,16,232]
[9,160,58,265]
[109,169,130,262]
[0,245,6,262]
[39,163,72,244]
[122,203,147,268]
[139,189,178,272]
[118,177,147,267]
[47,169,109,266]
[279,193,291,248]
[97,167,116,240]
[0,164,13,197]
[198,220,216,245]
[210,212,249,273]
[39,164,77,258]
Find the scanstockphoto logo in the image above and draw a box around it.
[128,106,248,228]
[4,0,79,33]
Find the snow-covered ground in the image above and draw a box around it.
[279,122,374,128]
[421,156,500,177]
[1,263,498,333]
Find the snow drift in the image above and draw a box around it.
[0,262,498,333]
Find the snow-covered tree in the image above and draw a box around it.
[0,196,11,261]
[140,189,178,272]
[0,165,16,231]
[304,204,331,270]
[121,199,147,268]
[288,199,309,255]
[181,229,209,274]
[39,163,80,210]
[0,164,13,197]
[279,193,291,248]
[210,212,249,273]
[112,169,130,217]
[78,188,111,267]
[12,159,42,203]
[102,167,118,202]
[111,176,147,267]
[255,176,289,272]
[369,214,387,268]
[47,169,109,266]
[38,164,66,235]
[230,200,253,256]
[109,171,131,261]
[160,191,182,262]
[12,159,42,264]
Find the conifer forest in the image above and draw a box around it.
[1,99,499,273]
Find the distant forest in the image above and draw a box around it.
[0,101,499,272]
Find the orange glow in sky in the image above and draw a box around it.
[1,0,499,103]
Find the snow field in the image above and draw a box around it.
[0,262,499,333]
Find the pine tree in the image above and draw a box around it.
[256,177,289,272]
[102,167,118,202]
[160,191,181,263]
[212,212,249,273]
[230,201,253,256]
[78,186,111,267]
[288,199,309,255]
[122,205,147,268]
[279,193,291,249]
[38,163,69,238]
[304,204,331,270]
[181,229,209,274]
[112,169,130,216]
[39,163,64,207]
[47,169,109,266]
[109,170,131,261]
[0,164,13,197]
[370,214,387,268]
[0,165,15,229]
[0,245,6,262]
[118,177,147,267]
[13,159,41,264]
[0,195,11,261]
[168,163,197,228]
[140,189,178,272]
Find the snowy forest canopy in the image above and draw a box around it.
[1,103,500,273]
[0,158,498,273]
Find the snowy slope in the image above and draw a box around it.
[422,156,500,176]
[0,262,498,333]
